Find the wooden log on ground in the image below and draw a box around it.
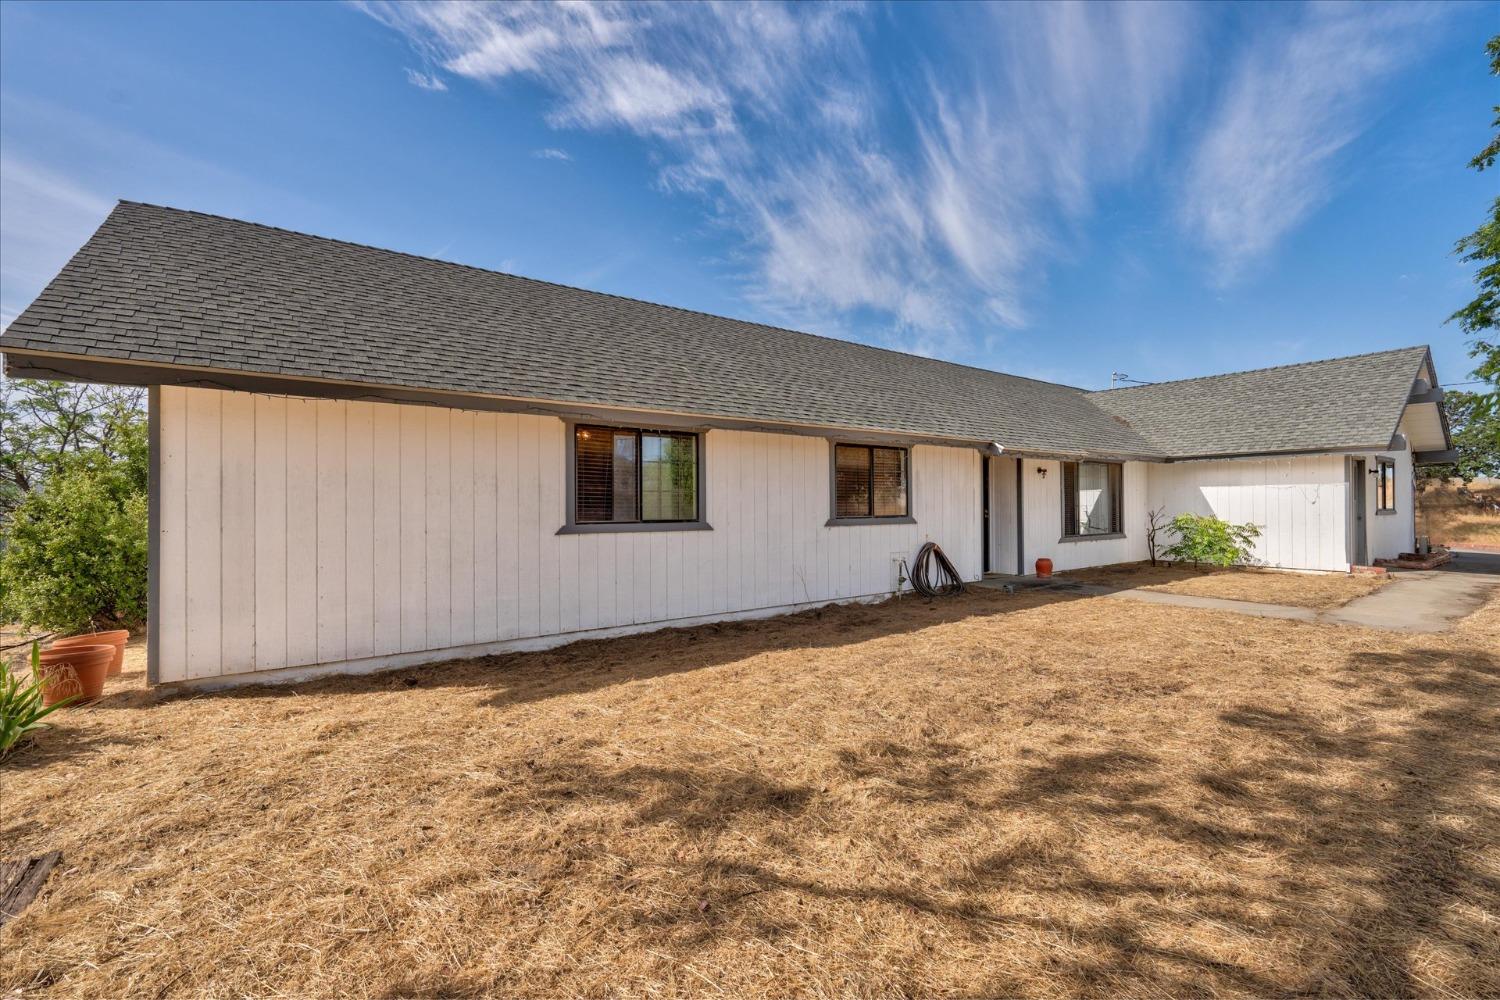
[0,851,62,927]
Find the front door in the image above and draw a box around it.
[981,456,991,573]
[1349,459,1368,566]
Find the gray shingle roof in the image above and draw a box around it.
[1087,347,1428,458]
[0,202,1430,461]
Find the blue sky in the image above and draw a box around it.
[1,1,1495,390]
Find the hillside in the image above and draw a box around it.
[1417,478,1500,549]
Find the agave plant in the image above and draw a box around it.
[0,642,77,759]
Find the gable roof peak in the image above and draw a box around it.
[1088,345,1429,397]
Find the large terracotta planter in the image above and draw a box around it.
[36,645,113,706]
[1035,557,1054,578]
[50,629,130,676]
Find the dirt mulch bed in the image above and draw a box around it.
[1057,561,1389,609]
[2,591,1498,999]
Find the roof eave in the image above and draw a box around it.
[1162,444,1406,463]
[8,346,1141,457]
[1385,346,1452,454]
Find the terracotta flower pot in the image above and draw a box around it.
[50,629,130,676]
[1035,557,1054,578]
[36,645,113,706]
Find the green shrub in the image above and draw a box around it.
[1,642,77,759]
[1163,513,1261,568]
[0,464,147,633]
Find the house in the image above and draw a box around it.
[0,202,1455,687]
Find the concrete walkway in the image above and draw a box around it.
[976,550,1500,634]
[1325,551,1500,632]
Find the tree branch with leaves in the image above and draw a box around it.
[0,377,149,632]
[1448,34,1500,416]
[0,376,146,516]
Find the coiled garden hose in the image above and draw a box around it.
[909,541,966,598]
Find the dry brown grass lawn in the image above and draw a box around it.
[1419,479,1500,549]
[1058,561,1389,609]
[3,589,1498,999]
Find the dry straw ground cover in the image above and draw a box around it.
[1058,562,1389,609]
[2,588,1498,998]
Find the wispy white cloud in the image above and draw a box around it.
[360,2,736,137]
[1178,2,1442,284]
[404,67,447,91]
[532,147,572,162]
[0,156,112,328]
[357,1,1195,349]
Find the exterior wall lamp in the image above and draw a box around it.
[1036,466,1047,479]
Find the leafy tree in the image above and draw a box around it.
[1452,205,1500,394]
[0,465,148,633]
[1469,36,1500,172]
[1418,389,1500,484]
[1448,34,1500,412]
[1163,514,1261,568]
[0,377,149,632]
[0,376,146,515]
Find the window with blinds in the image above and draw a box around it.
[1062,461,1123,537]
[833,444,908,519]
[575,425,698,524]
[1376,459,1396,512]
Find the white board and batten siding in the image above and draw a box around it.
[1146,456,1352,571]
[1015,460,1151,573]
[153,386,982,684]
[995,454,1405,574]
[1366,446,1415,561]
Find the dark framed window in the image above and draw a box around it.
[574,425,699,525]
[1376,459,1396,513]
[833,444,909,520]
[1062,461,1123,538]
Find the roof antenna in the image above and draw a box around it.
[1110,371,1128,389]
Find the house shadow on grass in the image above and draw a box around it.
[39,590,1498,995]
[109,588,1083,713]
